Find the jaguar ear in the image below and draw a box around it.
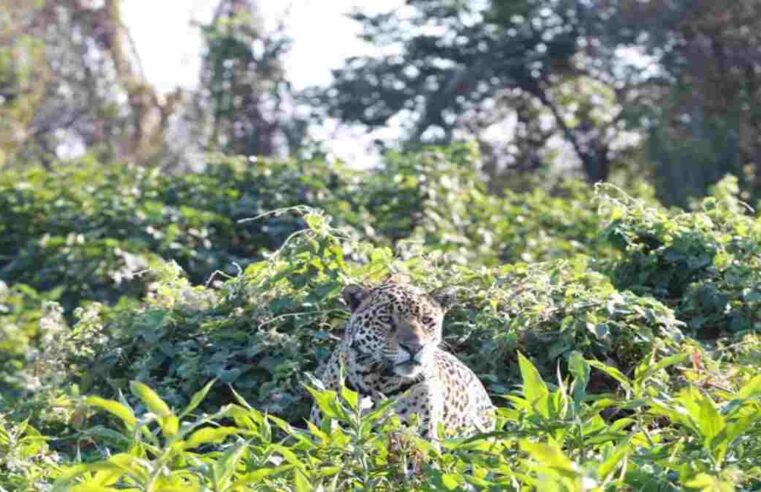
[342,284,369,312]
[430,286,457,311]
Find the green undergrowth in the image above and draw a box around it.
[0,144,611,314]
[0,146,759,490]
[4,348,761,490]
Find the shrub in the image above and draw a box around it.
[367,144,610,265]
[66,214,685,425]
[0,416,58,491]
[0,156,367,312]
[441,257,685,389]
[0,282,47,396]
[0,146,615,313]
[0,145,759,490]
[600,177,761,336]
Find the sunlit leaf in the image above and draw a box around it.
[85,396,137,428]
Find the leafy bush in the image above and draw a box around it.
[0,145,759,490]
[441,258,685,387]
[0,145,613,313]
[0,156,367,311]
[51,214,684,426]
[2,236,159,309]
[0,282,47,395]
[0,416,59,491]
[368,144,610,265]
[600,177,761,336]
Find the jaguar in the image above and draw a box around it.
[310,278,495,437]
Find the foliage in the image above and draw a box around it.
[0,0,176,167]
[0,2,48,168]
[0,145,759,489]
[0,282,47,394]
[318,0,615,182]
[0,416,59,491]
[6,0,761,202]
[600,177,761,336]
[0,156,367,311]
[46,207,681,426]
[367,144,609,265]
[590,0,761,203]
[5,351,758,490]
[317,0,761,201]
[0,146,611,313]
[442,258,685,387]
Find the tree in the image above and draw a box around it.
[317,0,631,184]
[320,0,761,202]
[0,0,178,167]
[197,0,305,157]
[543,0,761,203]
[616,0,761,203]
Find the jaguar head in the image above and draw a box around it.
[342,279,456,378]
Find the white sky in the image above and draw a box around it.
[122,0,404,165]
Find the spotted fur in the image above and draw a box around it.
[310,279,495,438]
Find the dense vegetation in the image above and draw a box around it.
[1,146,759,490]
[4,0,761,489]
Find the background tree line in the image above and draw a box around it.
[1,0,760,205]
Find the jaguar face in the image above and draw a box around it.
[342,280,456,378]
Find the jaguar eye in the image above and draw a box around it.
[379,315,392,325]
[421,316,434,325]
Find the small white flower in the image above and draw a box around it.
[359,395,374,410]
[268,454,284,466]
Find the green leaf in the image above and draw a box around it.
[271,444,306,469]
[520,440,576,475]
[684,473,734,491]
[678,387,726,462]
[634,352,688,388]
[719,409,760,454]
[229,465,294,488]
[518,352,549,418]
[293,469,310,492]
[340,384,359,410]
[68,484,120,491]
[441,473,460,490]
[228,385,254,410]
[162,415,179,438]
[320,466,342,477]
[85,396,137,428]
[597,445,628,481]
[130,381,172,417]
[737,375,761,400]
[268,415,296,436]
[587,359,633,394]
[130,380,177,437]
[183,426,239,449]
[212,441,247,488]
[304,385,344,421]
[568,351,590,406]
[683,388,725,441]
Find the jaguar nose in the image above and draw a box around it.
[399,340,424,356]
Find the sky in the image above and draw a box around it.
[121,0,404,165]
